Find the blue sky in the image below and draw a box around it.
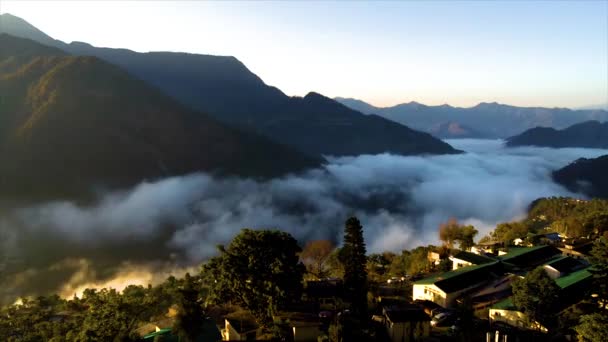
[3,1,607,108]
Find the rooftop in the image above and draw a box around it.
[499,245,561,268]
[226,311,259,334]
[555,267,593,289]
[143,320,221,341]
[451,250,496,265]
[276,312,320,327]
[544,256,585,274]
[383,306,430,323]
[414,261,501,293]
[143,328,175,340]
[491,298,516,311]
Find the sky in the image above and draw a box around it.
[2,1,607,108]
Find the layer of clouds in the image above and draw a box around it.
[0,139,606,303]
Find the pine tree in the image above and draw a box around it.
[340,217,368,319]
[173,273,205,342]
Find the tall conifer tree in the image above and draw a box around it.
[341,217,368,318]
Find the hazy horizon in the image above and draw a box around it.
[2,0,607,109]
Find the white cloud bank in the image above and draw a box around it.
[1,139,606,301]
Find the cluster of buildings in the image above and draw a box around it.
[413,241,594,333]
[140,234,598,341]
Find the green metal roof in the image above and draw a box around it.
[555,267,593,289]
[413,261,498,286]
[491,298,516,310]
[499,246,546,261]
[141,320,221,341]
[451,250,495,265]
[143,328,174,340]
[544,255,568,266]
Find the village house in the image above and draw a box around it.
[559,238,594,260]
[222,311,261,341]
[534,232,562,246]
[489,267,593,332]
[375,305,430,342]
[471,240,503,255]
[542,255,587,279]
[276,312,323,342]
[303,278,343,310]
[498,245,561,271]
[449,250,495,270]
[468,274,518,311]
[427,251,445,266]
[412,262,503,308]
[489,298,548,332]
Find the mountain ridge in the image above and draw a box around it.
[505,121,608,148]
[553,155,608,199]
[0,34,323,200]
[334,97,608,139]
[0,13,459,157]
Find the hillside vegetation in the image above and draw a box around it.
[506,121,608,148]
[0,34,322,199]
[553,155,608,199]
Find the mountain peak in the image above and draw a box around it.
[474,101,502,109]
[0,13,61,48]
[303,91,329,100]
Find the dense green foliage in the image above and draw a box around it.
[173,274,206,342]
[528,198,608,238]
[202,229,305,327]
[2,16,460,158]
[482,197,608,242]
[0,34,321,199]
[0,276,198,341]
[438,218,478,250]
[574,313,608,342]
[588,238,608,309]
[340,217,368,318]
[553,155,608,200]
[387,246,433,276]
[490,221,529,245]
[512,267,560,328]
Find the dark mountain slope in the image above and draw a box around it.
[0,35,322,199]
[0,14,459,156]
[335,97,608,139]
[505,121,608,148]
[61,44,458,156]
[255,92,458,156]
[553,155,608,199]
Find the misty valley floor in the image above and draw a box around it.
[1,139,607,303]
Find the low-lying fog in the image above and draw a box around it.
[1,139,606,303]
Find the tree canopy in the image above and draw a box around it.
[300,239,336,280]
[589,237,608,310]
[574,313,608,342]
[202,229,305,326]
[511,267,560,329]
[438,218,478,250]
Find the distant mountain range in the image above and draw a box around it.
[335,97,608,139]
[0,13,458,157]
[553,155,608,199]
[506,121,608,148]
[0,34,322,199]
